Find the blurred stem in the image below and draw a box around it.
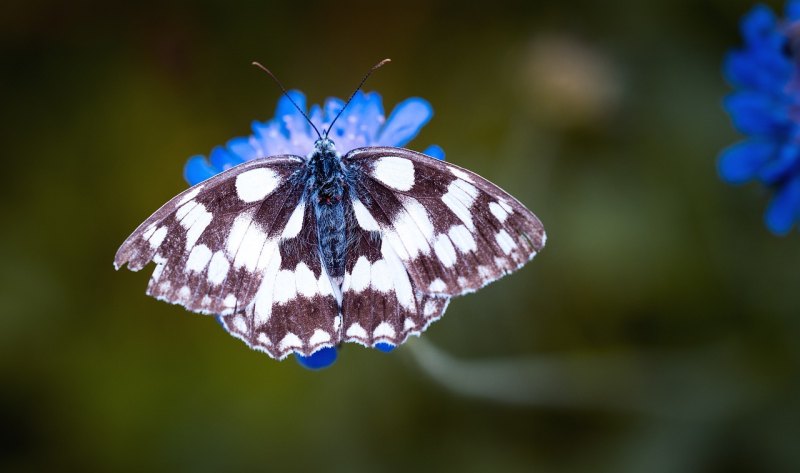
[406,338,763,419]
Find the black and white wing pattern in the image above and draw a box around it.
[342,146,546,299]
[116,144,546,360]
[339,210,451,348]
[115,156,340,360]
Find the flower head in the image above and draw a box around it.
[185,90,444,185]
[720,1,800,234]
[187,90,443,369]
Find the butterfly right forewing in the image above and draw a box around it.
[342,147,546,298]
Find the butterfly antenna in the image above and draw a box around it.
[251,61,322,140]
[324,58,391,139]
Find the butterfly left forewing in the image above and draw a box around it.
[343,147,546,297]
[114,156,306,317]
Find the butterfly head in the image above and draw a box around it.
[313,137,338,157]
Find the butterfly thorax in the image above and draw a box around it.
[309,138,349,285]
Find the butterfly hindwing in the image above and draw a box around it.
[219,201,342,359]
[339,211,451,348]
[342,147,546,297]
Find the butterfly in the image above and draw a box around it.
[114,60,546,360]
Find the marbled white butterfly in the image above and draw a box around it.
[114,60,546,360]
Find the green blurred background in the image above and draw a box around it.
[2,0,799,471]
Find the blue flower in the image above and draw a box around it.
[185,90,444,185]
[187,90,443,369]
[720,1,800,234]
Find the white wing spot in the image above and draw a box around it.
[495,256,510,270]
[186,244,212,272]
[232,315,247,333]
[148,226,167,249]
[455,179,479,201]
[309,329,331,345]
[424,300,438,316]
[372,156,415,191]
[350,256,371,293]
[495,229,517,255]
[274,269,297,304]
[252,245,283,326]
[400,197,435,239]
[448,224,477,253]
[178,285,191,300]
[404,318,416,330]
[383,230,411,261]
[433,234,457,268]
[346,323,368,339]
[294,262,318,298]
[428,278,447,292]
[317,272,334,297]
[224,294,237,307]
[373,322,396,339]
[370,259,393,293]
[352,199,380,231]
[441,179,478,230]
[279,333,303,351]
[207,251,230,285]
[228,214,268,272]
[181,204,213,250]
[390,212,430,258]
[175,200,197,220]
[450,167,474,183]
[281,200,306,239]
[151,255,166,281]
[142,225,156,241]
[489,201,511,223]
[177,186,202,206]
[380,238,415,310]
[236,168,281,202]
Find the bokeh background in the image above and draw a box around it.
[2,0,799,471]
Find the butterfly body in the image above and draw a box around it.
[308,139,350,284]
[116,140,546,360]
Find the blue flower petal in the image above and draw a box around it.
[226,136,261,162]
[423,144,446,161]
[741,5,778,46]
[295,347,338,370]
[184,155,218,185]
[765,175,800,234]
[724,50,792,91]
[759,143,800,184]
[348,91,385,141]
[323,96,346,138]
[275,91,307,124]
[787,1,800,21]
[377,97,433,147]
[209,145,244,171]
[724,92,788,136]
[718,140,776,183]
[374,342,395,353]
